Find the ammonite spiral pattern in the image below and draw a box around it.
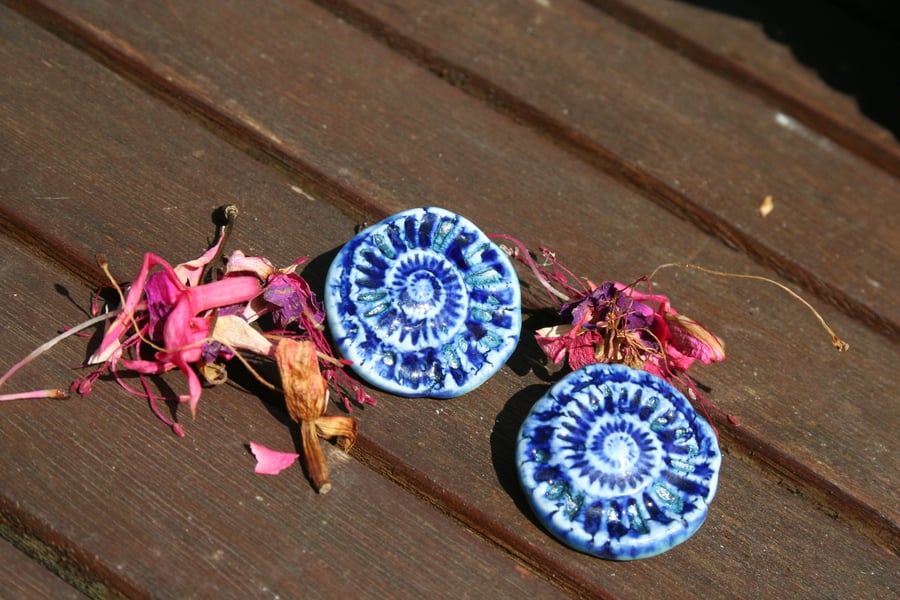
[325,207,521,397]
[517,363,720,560]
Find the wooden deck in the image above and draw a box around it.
[1,1,897,597]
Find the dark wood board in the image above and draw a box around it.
[0,1,897,598]
[0,11,565,598]
[0,537,86,599]
[310,0,900,339]
[9,0,896,537]
[594,0,900,170]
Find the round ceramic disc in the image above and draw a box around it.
[325,207,521,398]
[517,363,720,560]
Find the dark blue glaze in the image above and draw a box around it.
[325,207,521,398]
[517,363,720,560]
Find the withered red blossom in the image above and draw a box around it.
[87,250,263,418]
[494,234,846,430]
[535,280,726,381]
[492,234,734,425]
[76,241,376,429]
[1,206,374,441]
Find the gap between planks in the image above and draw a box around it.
[4,0,896,563]
[306,0,899,341]
[7,0,897,341]
[0,505,138,599]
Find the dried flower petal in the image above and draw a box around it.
[250,441,299,475]
[664,313,726,366]
[277,338,328,423]
[210,315,275,357]
[275,338,357,493]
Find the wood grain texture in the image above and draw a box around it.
[0,1,897,598]
[312,0,900,339]
[592,0,900,170]
[0,11,564,598]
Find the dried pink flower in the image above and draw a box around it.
[494,235,846,429]
[492,235,735,425]
[250,442,299,475]
[534,279,726,382]
[83,250,262,418]
[2,206,374,437]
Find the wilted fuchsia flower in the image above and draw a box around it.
[491,234,725,381]
[85,252,262,417]
[534,280,726,381]
[2,207,375,437]
[78,243,375,425]
[492,234,847,429]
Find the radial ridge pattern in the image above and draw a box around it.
[517,363,721,560]
[325,207,521,397]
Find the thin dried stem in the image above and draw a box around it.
[490,233,573,303]
[0,310,119,399]
[649,263,848,352]
[211,338,281,393]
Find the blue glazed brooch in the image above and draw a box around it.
[324,207,521,398]
[517,363,720,560]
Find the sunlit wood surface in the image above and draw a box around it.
[1,1,897,597]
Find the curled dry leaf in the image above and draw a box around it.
[276,338,357,494]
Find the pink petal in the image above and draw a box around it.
[534,334,569,364]
[173,233,230,287]
[534,325,574,364]
[187,275,261,314]
[250,442,299,475]
[89,252,176,364]
[664,313,726,364]
[567,338,599,371]
[223,250,276,279]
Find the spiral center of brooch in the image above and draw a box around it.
[399,270,441,316]
[599,431,640,470]
[382,249,468,346]
[577,417,661,496]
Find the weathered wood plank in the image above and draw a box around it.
[0,538,86,600]
[1,1,896,598]
[13,0,896,538]
[591,0,900,170]
[312,0,900,339]
[0,11,565,598]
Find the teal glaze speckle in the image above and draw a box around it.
[324,207,521,398]
[517,364,720,560]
